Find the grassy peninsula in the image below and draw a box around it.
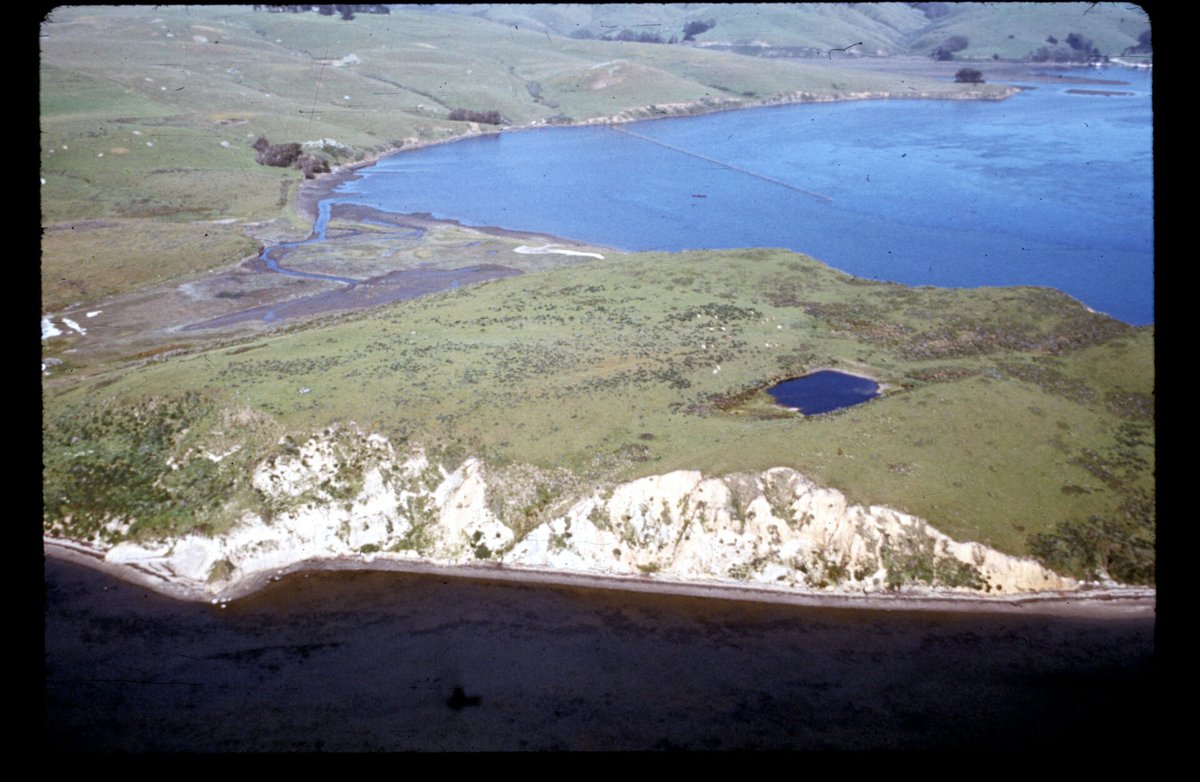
[41,5,1154,589]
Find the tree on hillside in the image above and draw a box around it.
[448,109,503,125]
[255,141,302,168]
[1065,32,1092,52]
[1123,29,1151,55]
[954,68,985,84]
[682,19,716,42]
[607,29,665,44]
[932,35,969,60]
[252,136,330,176]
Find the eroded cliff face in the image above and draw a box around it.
[101,425,1077,597]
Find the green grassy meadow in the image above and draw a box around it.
[41,6,1154,585]
[44,249,1154,581]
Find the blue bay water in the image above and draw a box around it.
[333,69,1153,324]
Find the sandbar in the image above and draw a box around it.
[43,536,1154,619]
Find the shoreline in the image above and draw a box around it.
[293,59,1147,226]
[294,81,1022,226]
[43,536,1154,619]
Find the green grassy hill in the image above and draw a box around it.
[428,3,1151,60]
[908,2,1152,61]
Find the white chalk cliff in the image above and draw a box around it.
[96,425,1077,598]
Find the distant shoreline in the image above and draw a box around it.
[295,77,1023,226]
[295,59,1140,227]
[43,537,1154,619]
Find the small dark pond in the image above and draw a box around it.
[767,370,880,415]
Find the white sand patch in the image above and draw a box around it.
[220,140,231,148]
[192,35,208,43]
[86,310,102,318]
[514,244,604,259]
[211,218,237,224]
[62,318,86,336]
[202,445,242,463]
[42,318,63,339]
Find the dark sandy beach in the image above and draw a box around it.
[43,553,1157,751]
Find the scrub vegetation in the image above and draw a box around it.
[44,249,1155,582]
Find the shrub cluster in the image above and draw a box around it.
[682,19,716,41]
[932,35,969,60]
[252,136,331,178]
[1028,489,1154,584]
[448,109,503,125]
[1030,31,1103,63]
[296,154,330,179]
[568,18,716,45]
[253,135,301,166]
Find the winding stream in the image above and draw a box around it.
[260,198,360,286]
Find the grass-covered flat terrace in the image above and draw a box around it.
[43,248,1154,583]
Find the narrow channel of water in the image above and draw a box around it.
[260,198,360,285]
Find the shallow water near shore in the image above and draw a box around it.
[45,557,1155,750]
[333,68,1152,324]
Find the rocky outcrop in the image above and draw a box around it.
[99,425,1076,599]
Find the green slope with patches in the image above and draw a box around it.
[43,249,1154,583]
